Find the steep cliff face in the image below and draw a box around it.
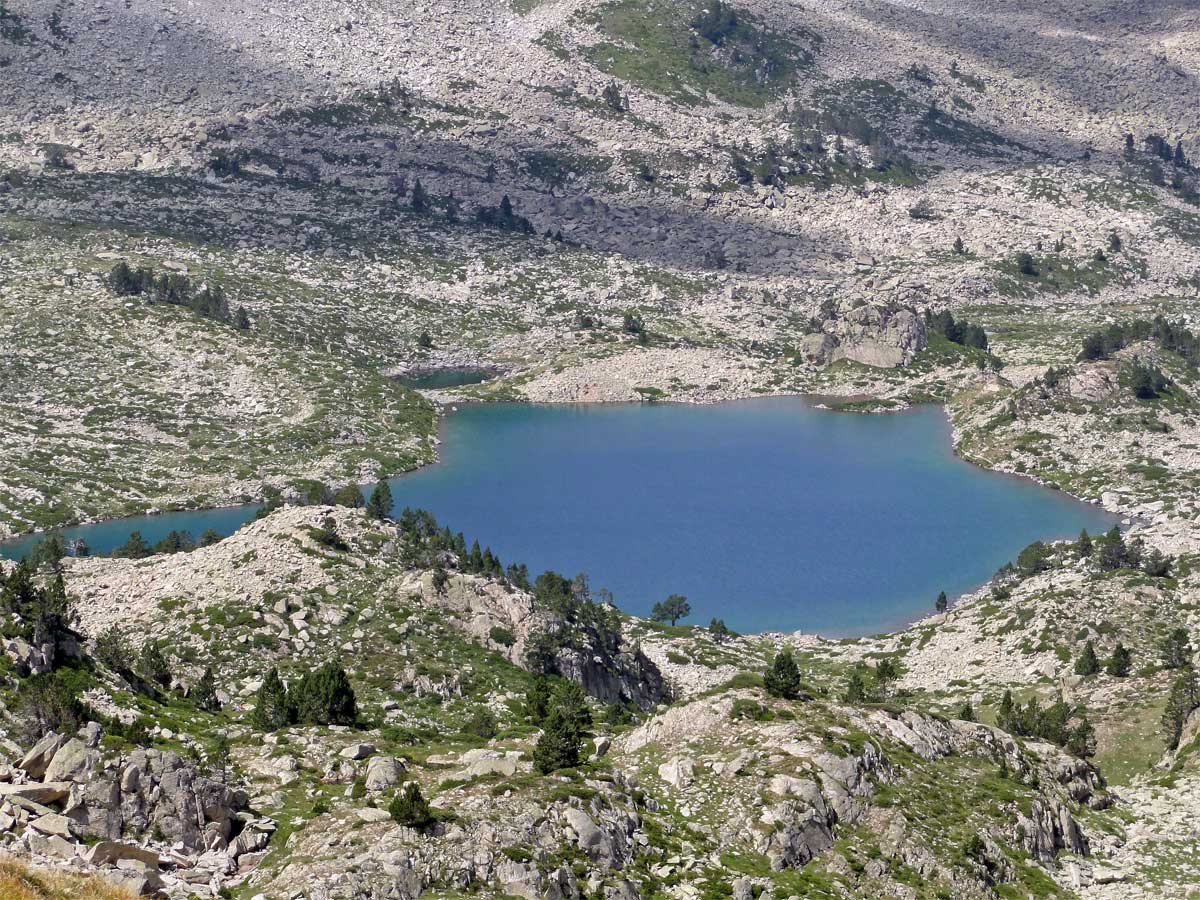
[800,303,928,369]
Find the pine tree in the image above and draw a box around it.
[1066,715,1096,758]
[1074,640,1100,677]
[291,662,357,725]
[525,676,552,725]
[333,484,365,508]
[533,706,582,774]
[139,642,172,689]
[935,591,948,613]
[997,689,1017,732]
[235,307,251,330]
[192,667,221,711]
[650,594,691,626]
[1161,627,1192,669]
[763,648,803,700]
[952,236,965,255]
[410,179,429,212]
[389,782,433,827]
[252,667,294,730]
[1162,667,1200,749]
[958,700,975,722]
[1076,529,1093,557]
[551,679,593,737]
[367,480,393,520]
[1105,642,1132,677]
[843,670,867,704]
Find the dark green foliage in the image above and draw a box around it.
[925,309,988,350]
[333,484,366,509]
[192,667,220,711]
[691,0,739,45]
[1128,362,1171,400]
[389,782,433,827]
[1076,529,1093,557]
[410,178,429,212]
[476,195,535,233]
[367,481,393,520]
[602,80,626,112]
[234,307,251,330]
[431,564,449,595]
[396,507,511,583]
[94,626,132,674]
[621,312,645,335]
[1106,642,1132,678]
[650,594,690,626]
[416,331,434,349]
[152,530,195,555]
[1,563,77,670]
[106,263,237,325]
[1160,627,1192,669]
[252,667,294,731]
[707,617,733,640]
[464,707,498,740]
[958,700,975,722]
[313,515,349,551]
[113,531,152,559]
[139,641,172,689]
[935,590,948,613]
[1074,640,1099,677]
[1017,252,1038,276]
[27,535,65,572]
[532,680,592,774]
[291,662,358,725]
[1078,316,1200,364]
[763,648,803,700]
[996,690,1096,756]
[843,670,867,703]
[488,625,516,647]
[1162,667,1199,749]
[874,657,900,693]
[525,676,552,725]
[523,571,623,672]
[14,669,86,741]
[199,529,223,548]
[1016,540,1052,575]
[952,235,965,254]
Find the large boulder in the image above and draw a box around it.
[17,733,67,778]
[364,755,404,791]
[44,738,101,783]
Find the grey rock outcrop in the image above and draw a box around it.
[802,303,927,368]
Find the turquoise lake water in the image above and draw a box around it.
[1,399,1115,636]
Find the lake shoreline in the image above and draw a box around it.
[3,393,1120,642]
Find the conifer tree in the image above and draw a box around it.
[291,662,357,725]
[367,480,393,520]
[1074,640,1100,677]
[192,667,221,711]
[763,648,803,700]
[525,676,552,725]
[533,706,582,774]
[252,667,294,730]
[389,782,433,827]
[1162,667,1199,749]
[140,641,172,689]
[1106,642,1132,677]
[935,591,948,613]
[410,179,429,212]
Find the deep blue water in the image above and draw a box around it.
[1,399,1114,636]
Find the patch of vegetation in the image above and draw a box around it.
[580,0,820,108]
